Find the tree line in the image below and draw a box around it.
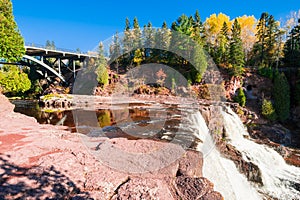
[1,0,300,123]
[95,11,300,122]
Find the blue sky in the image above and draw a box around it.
[12,0,300,52]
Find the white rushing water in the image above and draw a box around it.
[188,110,262,200]
[221,108,300,199]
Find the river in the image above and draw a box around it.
[11,99,300,199]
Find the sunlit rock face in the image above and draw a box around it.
[0,94,223,199]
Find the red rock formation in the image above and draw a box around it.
[0,94,223,199]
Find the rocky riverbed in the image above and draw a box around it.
[0,94,223,199]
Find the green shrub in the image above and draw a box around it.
[295,79,300,106]
[234,88,246,107]
[258,66,273,79]
[96,64,109,87]
[0,65,31,95]
[261,99,277,121]
[273,72,290,121]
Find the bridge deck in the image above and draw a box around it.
[25,45,97,60]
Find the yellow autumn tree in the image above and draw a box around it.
[204,13,232,45]
[236,15,257,61]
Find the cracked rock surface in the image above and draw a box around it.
[0,94,223,199]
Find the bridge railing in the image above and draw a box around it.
[25,42,90,55]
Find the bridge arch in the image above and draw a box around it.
[23,55,66,82]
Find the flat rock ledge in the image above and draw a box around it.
[0,94,223,199]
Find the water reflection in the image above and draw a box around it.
[11,101,180,139]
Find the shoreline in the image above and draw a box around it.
[0,94,223,199]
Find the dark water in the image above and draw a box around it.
[11,100,186,142]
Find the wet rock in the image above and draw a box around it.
[174,175,223,200]
[177,150,203,177]
[111,178,174,200]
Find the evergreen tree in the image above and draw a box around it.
[122,17,133,68]
[170,14,194,66]
[265,15,282,67]
[0,0,25,62]
[45,40,52,49]
[143,22,155,61]
[216,22,229,65]
[132,17,141,48]
[132,17,143,66]
[261,99,277,121]
[192,43,208,82]
[252,12,282,67]
[170,14,207,82]
[123,17,131,53]
[295,76,300,105]
[109,32,122,73]
[51,41,55,50]
[283,19,300,68]
[192,10,205,45]
[125,17,130,31]
[273,72,290,121]
[234,88,246,107]
[254,12,269,66]
[229,19,245,76]
[154,21,171,62]
[96,42,109,87]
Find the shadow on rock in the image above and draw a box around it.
[0,154,91,200]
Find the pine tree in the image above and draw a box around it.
[254,12,269,66]
[154,21,171,62]
[123,17,131,53]
[265,15,282,67]
[234,88,246,107]
[45,40,52,49]
[192,10,205,45]
[252,12,282,67]
[170,14,207,82]
[96,42,109,87]
[216,22,229,65]
[125,17,130,31]
[229,19,245,77]
[295,75,300,105]
[132,17,141,48]
[143,22,155,61]
[109,31,121,73]
[155,21,171,50]
[273,72,290,121]
[132,17,143,66]
[122,17,133,68]
[0,0,25,62]
[170,14,194,66]
[261,99,277,121]
[192,43,208,82]
[283,19,300,68]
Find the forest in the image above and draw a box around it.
[92,11,300,122]
[1,1,300,122]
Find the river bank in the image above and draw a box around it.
[0,94,223,199]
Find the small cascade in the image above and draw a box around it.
[222,108,300,199]
[188,110,261,200]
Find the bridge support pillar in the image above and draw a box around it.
[73,60,76,79]
[58,58,61,75]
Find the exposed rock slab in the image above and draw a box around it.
[0,94,223,199]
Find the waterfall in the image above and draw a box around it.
[188,110,261,200]
[222,108,300,199]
